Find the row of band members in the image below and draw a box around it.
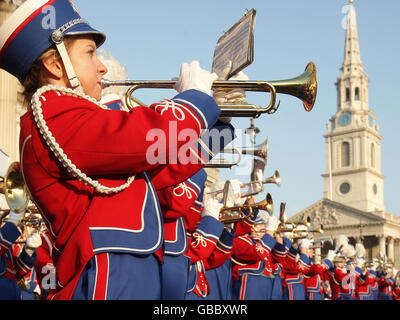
[1,172,399,300]
[0,0,398,301]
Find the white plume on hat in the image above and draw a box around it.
[98,49,129,99]
[355,243,366,258]
[334,234,349,251]
[342,244,356,258]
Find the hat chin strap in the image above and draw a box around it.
[51,18,89,92]
[55,40,83,91]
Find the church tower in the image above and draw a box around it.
[323,1,385,212]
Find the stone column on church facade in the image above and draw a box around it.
[387,237,394,262]
[377,235,386,257]
[314,247,321,264]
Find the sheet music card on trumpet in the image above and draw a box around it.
[212,9,256,79]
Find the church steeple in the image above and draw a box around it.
[342,0,363,76]
[323,1,385,213]
[336,0,369,112]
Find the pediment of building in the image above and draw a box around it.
[289,198,386,228]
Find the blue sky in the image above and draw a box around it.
[74,0,400,218]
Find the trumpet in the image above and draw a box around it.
[291,225,324,240]
[101,62,318,118]
[206,137,268,169]
[203,147,242,168]
[219,193,273,224]
[240,170,280,198]
[275,218,322,240]
[206,170,280,199]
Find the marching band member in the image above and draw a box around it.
[301,239,329,301]
[201,226,235,300]
[368,262,380,300]
[184,197,225,299]
[378,269,394,300]
[159,169,208,300]
[0,0,225,299]
[354,243,374,300]
[272,229,311,300]
[231,213,280,300]
[330,245,358,300]
[203,195,260,300]
[0,211,38,300]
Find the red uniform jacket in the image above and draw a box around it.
[272,238,311,288]
[20,88,220,299]
[231,233,276,283]
[304,262,329,296]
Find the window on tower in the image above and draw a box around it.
[346,88,350,102]
[341,142,350,167]
[355,87,360,100]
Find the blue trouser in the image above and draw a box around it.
[271,275,283,300]
[306,291,323,300]
[0,277,21,300]
[283,283,306,300]
[72,253,161,300]
[379,293,392,300]
[232,274,273,300]
[161,254,190,300]
[204,260,233,300]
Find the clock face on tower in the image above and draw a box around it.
[338,112,351,126]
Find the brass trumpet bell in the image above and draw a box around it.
[101,62,318,117]
[219,192,273,224]
[0,162,29,214]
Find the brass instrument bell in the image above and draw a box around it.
[219,192,273,224]
[0,162,29,214]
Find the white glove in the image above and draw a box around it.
[174,60,218,96]
[6,210,24,226]
[326,250,336,261]
[370,262,378,272]
[26,231,42,249]
[25,231,42,256]
[202,198,223,220]
[355,257,365,269]
[229,179,243,206]
[265,215,279,232]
